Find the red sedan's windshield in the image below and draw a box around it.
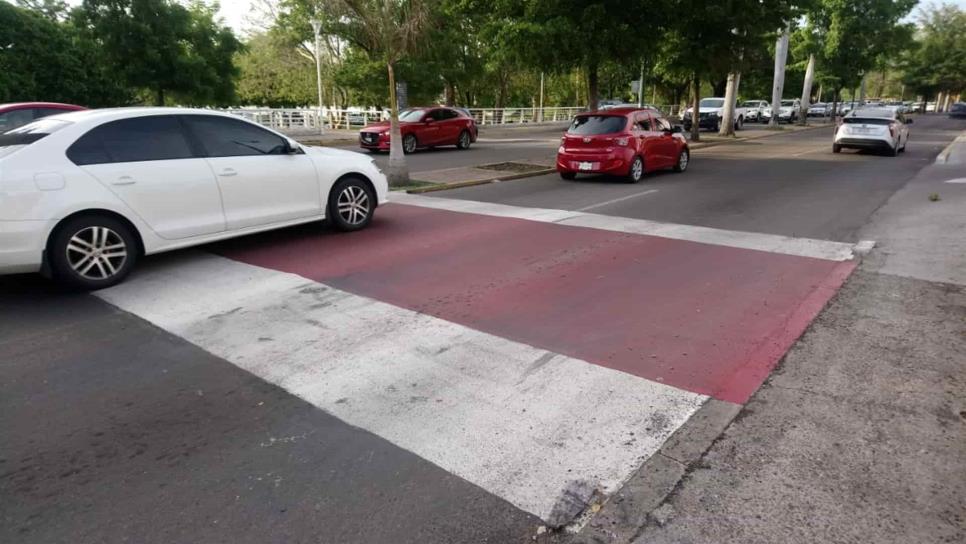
[568,115,627,135]
[399,109,426,122]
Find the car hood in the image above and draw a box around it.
[302,145,369,161]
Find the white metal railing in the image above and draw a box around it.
[220,105,688,131]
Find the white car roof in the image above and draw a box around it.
[849,108,896,119]
[42,107,241,125]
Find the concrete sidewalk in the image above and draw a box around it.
[618,133,966,544]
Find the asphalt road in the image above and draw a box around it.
[434,114,965,242]
[1,114,962,544]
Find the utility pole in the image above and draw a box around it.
[769,26,790,128]
[310,18,324,135]
[638,62,644,107]
[539,72,545,122]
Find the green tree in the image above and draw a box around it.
[74,0,242,106]
[901,4,966,109]
[0,2,131,106]
[236,33,318,107]
[320,0,432,187]
[809,0,915,119]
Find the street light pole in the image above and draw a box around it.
[310,18,324,135]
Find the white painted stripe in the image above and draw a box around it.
[391,192,857,262]
[97,252,707,524]
[576,189,658,212]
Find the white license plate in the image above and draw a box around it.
[578,162,595,171]
[854,127,872,134]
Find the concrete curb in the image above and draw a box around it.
[688,123,833,151]
[406,168,555,193]
[935,131,966,163]
[567,399,743,542]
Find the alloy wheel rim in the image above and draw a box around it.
[66,226,127,281]
[337,186,371,225]
[680,151,689,170]
[632,158,643,180]
[460,132,469,147]
[404,136,416,153]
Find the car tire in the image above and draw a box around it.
[889,143,899,157]
[832,144,842,153]
[735,116,743,131]
[328,176,376,232]
[627,156,645,183]
[559,171,576,180]
[48,214,138,291]
[456,130,472,150]
[403,134,417,154]
[673,149,689,172]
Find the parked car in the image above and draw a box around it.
[682,97,747,131]
[359,106,477,153]
[808,102,831,117]
[833,107,911,156]
[926,102,937,112]
[0,108,388,289]
[556,107,690,183]
[949,102,966,119]
[742,100,770,122]
[762,99,801,123]
[0,102,85,132]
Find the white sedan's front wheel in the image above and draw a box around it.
[328,177,376,232]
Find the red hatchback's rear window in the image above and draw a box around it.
[568,115,627,135]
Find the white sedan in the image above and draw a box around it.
[833,107,911,156]
[0,108,388,289]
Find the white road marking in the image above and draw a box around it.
[576,189,659,212]
[97,252,707,524]
[944,178,966,183]
[392,193,857,262]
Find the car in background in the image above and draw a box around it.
[0,102,85,132]
[0,108,388,289]
[926,102,937,112]
[833,107,911,156]
[762,99,801,123]
[742,100,769,122]
[556,107,690,183]
[682,97,747,131]
[808,102,831,117]
[949,102,966,119]
[359,106,477,153]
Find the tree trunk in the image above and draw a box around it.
[831,88,840,125]
[858,74,867,103]
[798,54,816,125]
[691,72,701,142]
[156,87,165,106]
[719,71,740,137]
[587,61,600,111]
[712,78,727,97]
[386,62,409,187]
[769,26,790,128]
[444,81,455,106]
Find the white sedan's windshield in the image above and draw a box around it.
[781,100,796,107]
[700,99,725,108]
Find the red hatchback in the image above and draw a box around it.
[557,107,689,182]
[360,107,478,154]
[0,102,86,132]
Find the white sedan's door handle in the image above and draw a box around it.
[218,168,238,177]
[112,175,136,186]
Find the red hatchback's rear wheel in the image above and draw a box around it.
[627,156,645,183]
[456,130,472,150]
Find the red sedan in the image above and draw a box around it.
[0,102,86,132]
[360,107,478,153]
[557,107,690,183]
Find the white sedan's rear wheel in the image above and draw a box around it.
[49,215,137,290]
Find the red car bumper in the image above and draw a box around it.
[556,149,634,175]
[360,132,390,150]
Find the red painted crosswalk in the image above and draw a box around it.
[214,201,854,404]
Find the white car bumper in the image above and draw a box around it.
[0,219,50,274]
